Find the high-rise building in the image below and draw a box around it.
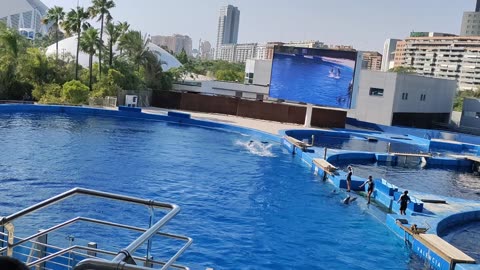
[199,40,212,60]
[151,34,193,56]
[0,0,49,39]
[460,0,480,36]
[361,51,382,71]
[381,39,401,71]
[217,43,256,63]
[284,40,326,49]
[393,36,480,90]
[215,5,240,59]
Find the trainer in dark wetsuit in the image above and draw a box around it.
[346,166,353,192]
[360,176,375,204]
[398,190,411,215]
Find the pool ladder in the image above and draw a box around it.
[0,187,192,270]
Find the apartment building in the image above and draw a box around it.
[394,36,480,90]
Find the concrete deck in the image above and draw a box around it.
[142,107,313,135]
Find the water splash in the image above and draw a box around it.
[235,140,275,157]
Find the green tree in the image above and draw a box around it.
[105,22,121,67]
[91,68,123,97]
[63,80,89,104]
[215,69,244,82]
[42,6,65,61]
[453,89,480,111]
[62,7,91,80]
[118,30,150,71]
[80,27,102,91]
[176,48,188,64]
[0,27,30,99]
[88,0,116,78]
[388,66,416,73]
[117,21,130,55]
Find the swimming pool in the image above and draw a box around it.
[0,111,424,269]
[334,161,480,201]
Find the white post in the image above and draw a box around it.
[304,103,313,127]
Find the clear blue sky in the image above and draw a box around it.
[42,0,474,52]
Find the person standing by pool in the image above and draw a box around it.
[346,166,353,192]
[359,176,375,204]
[397,190,411,215]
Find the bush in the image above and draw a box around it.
[91,69,123,98]
[32,83,62,101]
[62,80,89,104]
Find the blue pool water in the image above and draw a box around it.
[311,135,424,154]
[334,161,480,201]
[269,53,354,109]
[0,112,425,269]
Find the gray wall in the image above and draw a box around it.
[460,12,480,36]
[354,71,397,125]
[353,70,456,126]
[392,73,455,113]
[460,98,480,129]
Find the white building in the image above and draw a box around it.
[216,43,257,63]
[351,70,456,127]
[460,98,480,132]
[0,0,49,39]
[284,40,326,48]
[381,39,401,71]
[215,5,240,59]
[245,59,272,85]
[394,36,480,90]
[460,0,480,36]
[254,44,267,60]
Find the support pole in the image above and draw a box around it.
[304,104,313,127]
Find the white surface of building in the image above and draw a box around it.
[216,43,257,63]
[46,36,182,71]
[395,36,480,90]
[352,70,456,126]
[284,40,326,48]
[215,5,240,59]
[0,0,49,38]
[381,39,401,71]
[254,44,267,60]
[245,59,272,85]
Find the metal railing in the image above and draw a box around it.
[0,187,192,270]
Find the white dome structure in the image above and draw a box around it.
[45,36,182,71]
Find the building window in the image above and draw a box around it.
[420,94,426,101]
[402,93,409,100]
[369,87,384,96]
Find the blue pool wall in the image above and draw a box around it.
[0,104,281,143]
[281,130,480,270]
[347,117,480,154]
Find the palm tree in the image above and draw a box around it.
[0,28,23,62]
[118,30,150,71]
[62,7,90,80]
[88,0,116,78]
[105,22,121,67]
[117,21,129,55]
[80,28,102,91]
[42,6,65,61]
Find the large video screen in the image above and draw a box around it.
[269,46,358,109]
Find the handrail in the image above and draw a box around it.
[0,187,191,270]
[0,216,192,255]
[0,187,175,224]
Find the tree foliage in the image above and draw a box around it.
[63,80,89,104]
[453,89,480,112]
[388,66,416,73]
